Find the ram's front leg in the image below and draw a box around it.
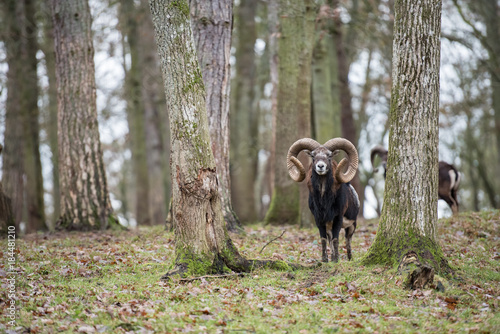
[319,225,329,262]
[326,221,334,262]
[345,223,356,261]
[331,218,342,263]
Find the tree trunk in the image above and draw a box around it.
[139,0,170,225]
[51,0,117,230]
[41,0,61,225]
[230,0,258,224]
[3,0,46,232]
[253,3,273,220]
[480,0,500,200]
[148,0,295,278]
[265,0,308,225]
[190,0,242,232]
[312,3,342,143]
[0,146,15,235]
[266,0,279,213]
[362,0,450,273]
[22,0,46,233]
[120,0,151,226]
[331,0,364,218]
[297,1,316,228]
[3,0,26,229]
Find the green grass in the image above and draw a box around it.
[1,210,499,333]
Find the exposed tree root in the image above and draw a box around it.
[160,238,315,281]
[178,273,248,282]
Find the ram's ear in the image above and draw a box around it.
[304,150,313,157]
[332,150,340,156]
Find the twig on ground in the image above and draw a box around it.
[178,273,248,282]
[259,230,286,254]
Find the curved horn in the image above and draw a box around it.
[287,138,320,182]
[323,138,358,183]
[370,145,388,173]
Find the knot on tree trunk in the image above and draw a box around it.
[177,166,219,199]
[398,251,435,290]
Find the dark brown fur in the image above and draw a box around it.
[306,148,359,263]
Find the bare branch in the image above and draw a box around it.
[259,230,286,254]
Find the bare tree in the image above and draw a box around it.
[363,0,450,272]
[231,0,258,224]
[265,0,315,225]
[51,0,117,230]
[190,0,242,231]
[149,0,296,278]
[2,0,46,232]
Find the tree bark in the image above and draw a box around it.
[51,0,117,230]
[268,0,279,194]
[265,0,309,225]
[41,0,61,225]
[3,0,26,229]
[311,3,342,143]
[331,0,363,218]
[362,0,450,273]
[478,0,500,202]
[22,0,46,233]
[297,1,316,228]
[230,0,258,224]
[138,0,170,225]
[148,0,296,278]
[3,0,46,232]
[119,0,151,226]
[0,145,15,235]
[190,0,242,232]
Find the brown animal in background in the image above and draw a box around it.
[370,146,461,215]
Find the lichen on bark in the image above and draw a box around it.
[150,0,306,279]
[362,0,451,274]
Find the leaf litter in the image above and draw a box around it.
[0,211,498,333]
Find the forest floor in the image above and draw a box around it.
[1,210,499,333]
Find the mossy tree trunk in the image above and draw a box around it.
[311,2,342,142]
[362,0,450,273]
[331,0,364,218]
[190,0,242,232]
[297,1,316,228]
[265,0,312,226]
[51,0,117,230]
[3,0,46,232]
[230,0,258,224]
[149,0,295,278]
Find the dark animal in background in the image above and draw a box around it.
[370,146,461,215]
[287,138,360,263]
